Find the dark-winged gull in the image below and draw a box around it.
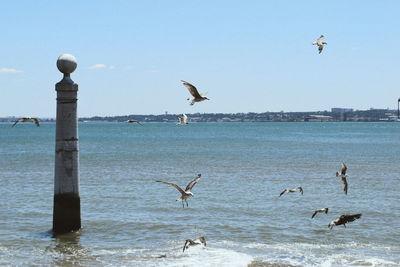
[124,119,142,125]
[156,174,201,208]
[279,186,303,197]
[12,117,40,127]
[177,114,188,125]
[328,214,362,229]
[183,236,206,252]
[181,80,209,105]
[311,208,329,218]
[312,35,327,54]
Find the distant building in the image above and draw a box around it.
[331,108,353,113]
[305,115,333,122]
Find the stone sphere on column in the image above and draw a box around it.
[57,54,77,74]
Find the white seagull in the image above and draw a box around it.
[156,174,201,208]
[311,208,329,218]
[312,35,327,54]
[279,186,303,197]
[177,114,189,125]
[183,236,206,252]
[181,80,210,105]
[12,117,40,127]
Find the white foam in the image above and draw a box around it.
[161,246,253,267]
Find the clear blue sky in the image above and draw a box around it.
[1,0,399,117]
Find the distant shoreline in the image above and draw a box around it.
[1,108,399,123]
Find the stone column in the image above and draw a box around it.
[52,54,81,235]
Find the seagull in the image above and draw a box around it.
[312,35,327,54]
[279,186,303,197]
[177,114,189,125]
[183,237,206,252]
[124,119,142,125]
[156,174,201,208]
[328,214,362,229]
[181,80,210,105]
[336,163,347,177]
[311,208,329,218]
[12,117,40,127]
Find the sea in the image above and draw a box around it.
[0,122,399,267]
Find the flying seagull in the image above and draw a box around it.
[181,80,209,105]
[328,214,362,229]
[183,236,206,252]
[336,163,347,177]
[124,119,142,125]
[177,114,189,125]
[156,174,201,208]
[12,117,40,127]
[311,208,329,219]
[279,186,303,197]
[312,35,327,54]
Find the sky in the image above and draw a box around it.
[1,0,399,117]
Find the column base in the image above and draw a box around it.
[52,193,81,235]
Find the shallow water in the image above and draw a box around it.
[1,122,399,266]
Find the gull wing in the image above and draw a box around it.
[177,115,184,124]
[12,118,23,127]
[341,176,348,195]
[317,35,325,44]
[185,174,201,191]
[297,187,304,195]
[183,114,188,123]
[279,189,287,197]
[156,180,186,195]
[181,80,202,98]
[31,118,40,126]
[183,239,191,252]
[311,210,318,219]
[340,214,362,224]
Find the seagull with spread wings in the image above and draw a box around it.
[312,35,327,54]
[183,236,206,252]
[12,117,40,127]
[177,114,189,125]
[328,214,362,229]
[181,80,209,105]
[124,119,142,125]
[279,186,303,197]
[156,174,201,208]
[311,208,329,219]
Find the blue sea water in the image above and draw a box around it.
[0,122,399,266]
